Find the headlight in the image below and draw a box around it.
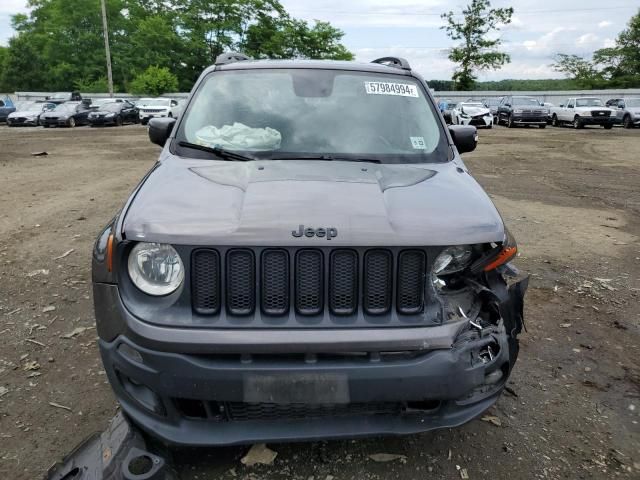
[128,242,184,296]
[513,109,523,113]
[432,246,473,289]
[106,113,115,117]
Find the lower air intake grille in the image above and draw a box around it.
[226,249,255,315]
[225,402,403,421]
[295,249,324,315]
[191,249,220,315]
[363,250,393,315]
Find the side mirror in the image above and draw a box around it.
[148,117,176,147]
[449,125,477,154]
[618,102,625,109]
[559,104,564,108]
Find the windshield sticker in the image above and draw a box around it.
[365,82,419,97]
[410,137,426,149]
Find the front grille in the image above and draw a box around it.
[363,250,393,315]
[226,249,255,315]
[295,249,324,315]
[261,249,289,315]
[591,110,610,117]
[190,247,430,324]
[397,250,426,314]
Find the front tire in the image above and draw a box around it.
[116,115,123,127]
[552,114,559,127]
[507,115,515,128]
[573,116,583,129]
[68,117,76,128]
[539,124,546,129]
[603,123,613,130]
[623,115,634,129]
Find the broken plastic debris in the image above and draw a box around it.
[0,386,8,397]
[240,443,277,466]
[42,305,56,313]
[49,402,72,412]
[368,453,407,463]
[481,415,502,427]
[23,361,40,371]
[31,151,48,156]
[61,326,94,339]
[27,269,49,277]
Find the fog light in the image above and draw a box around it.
[117,372,165,416]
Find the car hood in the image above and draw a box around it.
[575,106,614,112]
[91,110,118,115]
[42,111,68,117]
[628,108,640,115]
[8,109,41,117]
[460,106,490,116]
[122,156,505,246]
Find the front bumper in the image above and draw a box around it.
[510,114,546,125]
[94,280,526,446]
[89,117,117,126]
[7,117,38,126]
[459,116,492,128]
[579,116,614,126]
[42,119,71,127]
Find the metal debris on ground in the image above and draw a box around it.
[53,249,75,260]
[25,339,46,347]
[240,444,277,466]
[48,402,72,412]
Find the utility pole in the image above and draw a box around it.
[100,0,114,97]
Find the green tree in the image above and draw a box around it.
[129,65,179,95]
[593,9,640,87]
[243,18,353,60]
[441,0,513,90]
[550,54,603,88]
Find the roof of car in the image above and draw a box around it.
[208,59,413,76]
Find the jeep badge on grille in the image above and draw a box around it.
[292,225,338,240]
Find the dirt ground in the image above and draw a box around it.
[0,123,638,479]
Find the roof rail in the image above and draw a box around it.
[371,57,411,71]
[215,52,251,66]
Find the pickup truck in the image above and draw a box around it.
[550,97,615,129]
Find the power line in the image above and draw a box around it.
[288,5,635,17]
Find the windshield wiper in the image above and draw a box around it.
[269,154,381,164]
[177,141,256,162]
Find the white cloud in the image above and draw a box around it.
[598,20,612,28]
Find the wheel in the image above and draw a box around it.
[552,114,559,127]
[168,112,173,118]
[68,117,76,128]
[603,123,613,130]
[538,124,546,129]
[623,115,634,129]
[573,116,583,129]
[116,115,123,126]
[507,115,515,128]
[493,116,498,125]
[486,123,492,129]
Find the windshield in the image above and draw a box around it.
[102,103,123,112]
[16,101,38,111]
[55,103,77,112]
[625,98,640,107]
[483,98,501,106]
[576,98,603,107]
[462,103,484,108]
[512,97,540,106]
[177,69,447,163]
[142,98,171,107]
[51,92,70,100]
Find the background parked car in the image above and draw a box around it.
[497,95,547,128]
[170,99,185,119]
[47,91,82,104]
[88,101,139,126]
[452,101,493,128]
[7,101,56,126]
[0,97,17,123]
[606,98,640,128]
[550,97,615,129]
[137,97,178,124]
[40,101,92,127]
[482,97,503,125]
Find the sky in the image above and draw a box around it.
[0,0,637,80]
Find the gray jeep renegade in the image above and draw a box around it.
[92,53,528,446]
